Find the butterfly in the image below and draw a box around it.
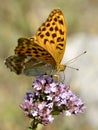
[5,9,67,76]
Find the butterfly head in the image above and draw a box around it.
[56,64,66,72]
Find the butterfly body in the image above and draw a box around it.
[5,9,66,76]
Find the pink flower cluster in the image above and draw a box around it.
[20,75,85,126]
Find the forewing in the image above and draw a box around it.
[36,9,66,64]
[15,37,56,65]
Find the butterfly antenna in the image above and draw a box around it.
[66,51,87,65]
[66,66,79,71]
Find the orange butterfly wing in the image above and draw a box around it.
[36,9,67,66]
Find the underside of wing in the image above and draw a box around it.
[5,55,26,74]
[36,9,67,65]
[5,54,55,76]
[15,37,56,65]
[24,58,56,76]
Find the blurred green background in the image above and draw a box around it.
[0,0,98,130]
